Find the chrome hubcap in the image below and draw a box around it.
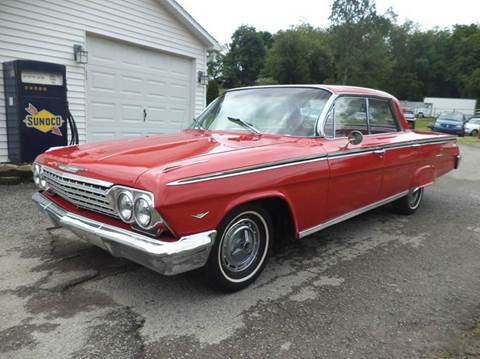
[408,188,421,208]
[221,218,261,272]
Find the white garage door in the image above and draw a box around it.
[86,35,193,143]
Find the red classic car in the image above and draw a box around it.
[32,85,461,291]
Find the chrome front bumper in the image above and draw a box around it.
[32,192,216,275]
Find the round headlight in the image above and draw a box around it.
[117,192,134,222]
[33,173,41,186]
[33,164,42,187]
[134,197,152,228]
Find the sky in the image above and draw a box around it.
[177,0,480,45]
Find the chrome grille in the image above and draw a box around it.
[42,166,117,218]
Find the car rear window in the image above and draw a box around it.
[369,99,400,133]
[324,97,400,137]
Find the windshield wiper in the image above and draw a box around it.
[227,117,262,135]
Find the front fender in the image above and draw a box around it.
[157,189,300,239]
[222,190,299,233]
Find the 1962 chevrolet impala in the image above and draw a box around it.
[32,85,461,291]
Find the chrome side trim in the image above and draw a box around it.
[383,138,456,152]
[167,136,456,186]
[299,190,409,238]
[328,148,380,160]
[32,192,216,276]
[414,137,457,146]
[167,154,328,186]
[384,142,415,151]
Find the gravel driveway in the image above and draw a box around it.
[1,144,479,359]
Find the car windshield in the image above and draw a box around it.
[195,87,331,136]
[438,112,464,122]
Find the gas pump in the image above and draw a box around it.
[3,60,78,163]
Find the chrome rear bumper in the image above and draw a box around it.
[32,192,216,275]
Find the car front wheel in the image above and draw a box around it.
[392,188,424,215]
[204,204,272,292]
[471,129,479,137]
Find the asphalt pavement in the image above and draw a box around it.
[1,143,479,359]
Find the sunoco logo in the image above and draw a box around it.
[24,103,64,136]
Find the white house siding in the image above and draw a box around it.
[0,0,209,162]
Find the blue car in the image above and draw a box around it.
[433,112,467,136]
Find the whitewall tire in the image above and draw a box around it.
[204,204,273,292]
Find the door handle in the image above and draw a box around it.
[373,148,385,155]
[143,109,147,122]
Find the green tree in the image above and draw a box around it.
[206,80,219,105]
[411,29,456,98]
[264,24,333,84]
[386,21,424,100]
[260,31,274,49]
[207,49,224,81]
[218,0,480,104]
[450,25,480,100]
[223,26,270,87]
[328,0,393,88]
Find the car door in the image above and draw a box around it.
[367,97,417,199]
[322,96,385,220]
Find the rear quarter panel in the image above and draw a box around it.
[409,131,459,187]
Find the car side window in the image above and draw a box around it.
[368,99,400,134]
[324,97,368,138]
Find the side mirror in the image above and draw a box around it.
[347,130,363,146]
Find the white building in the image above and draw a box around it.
[424,97,477,116]
[0,0,219,163]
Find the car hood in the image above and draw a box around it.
[37,130,293,187]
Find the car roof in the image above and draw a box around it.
[226,84,395,99]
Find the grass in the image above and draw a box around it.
[458,136,480,144]
[412,117,480,144]
[432,352,455,359]
[464,323,480,338]
[415,118,435,131]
